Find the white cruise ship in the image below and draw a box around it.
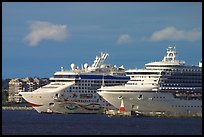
[19,52,129,114]
[98,46,202,117]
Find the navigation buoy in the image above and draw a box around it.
[119,99,125,111]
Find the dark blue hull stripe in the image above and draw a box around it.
[79,75,130,80]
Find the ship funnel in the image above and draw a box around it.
[163,46,177,62]
[91,52,109,68]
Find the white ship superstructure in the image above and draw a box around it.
[98,47,202,117]
[19,52,129,114]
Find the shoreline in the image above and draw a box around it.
[2,106,34,110]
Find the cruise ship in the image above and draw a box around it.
[98,46,202,117]
[19,52,129,114]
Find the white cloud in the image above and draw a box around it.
[117,34,132,44]
[149,26,202,42]
[24,21,68,46]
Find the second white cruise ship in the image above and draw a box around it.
[19,52,129,114]
[98,46,202,117]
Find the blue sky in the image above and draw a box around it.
[2,2,202,79]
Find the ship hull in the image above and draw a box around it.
[98,91,202,117]
[20,91,109,114]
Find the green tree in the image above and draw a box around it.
[2,88,8,102]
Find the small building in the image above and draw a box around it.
[8,78,26,102]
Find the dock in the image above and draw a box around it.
[104,109,132,117]
[2,106,33,110]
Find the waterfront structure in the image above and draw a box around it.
[19,52,129,114]
[98,46,202,117]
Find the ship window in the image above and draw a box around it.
[49,103,54,106]
[138,94,143,100]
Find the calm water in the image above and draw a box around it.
[2,110,202,135]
